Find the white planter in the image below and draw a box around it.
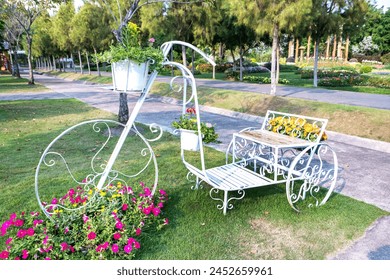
[180,129,200,151]
[112,60,149,91]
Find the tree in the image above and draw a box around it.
[228,0,312,95]
[3,0,59,84]
[51,1,75,72]
[307,0,368,87]
[96,0,204,124]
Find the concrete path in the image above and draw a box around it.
[3,73,390,260]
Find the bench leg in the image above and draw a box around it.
[210,188,246,215]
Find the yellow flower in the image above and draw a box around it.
[99,191,106,197]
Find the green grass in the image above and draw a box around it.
[151,82,390,142]
[0,75,50,94]
[0,99,387,259]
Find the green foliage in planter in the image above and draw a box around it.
[171,108,219,144]
[98,22,164,72]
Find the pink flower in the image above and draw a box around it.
[69,245,75,253]
[5,238,12,245]
[82,214,89,223]
[33,219,43,227]
[102,242,109,250]
[45,257,51,260]
[122,204,128,211]
[111,244,119,253]
[9,213,17,221]
[17,229,26,239]
[127,237,136,245]
[158,202,164,208]
[159,189,167,196]
[87,231,96,240]
[26,228,35,236]
[60,242,68,251]
[51,198,58,204]
[22,249,28,259]
[14,219,24,227]
[144,188,152,197]
[124,244,132,254]
[42,235,48,245]
[64,227,69,234]
[142,207,152,215]
[115,222,124,230]
[164,218,169,225]
[113,233,121,240]
[152,207,161,217]
[134,241,141,249]
[135,228,141,236]
[148,37,155,43]
[0,250,9,259]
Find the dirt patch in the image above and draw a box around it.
[240,218,309,260]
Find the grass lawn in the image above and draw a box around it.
[0,99,387,260]
[151,82,390,143]
[0,74,50,94]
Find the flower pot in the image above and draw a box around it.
[112,60,149,91]
[180,129,200,151]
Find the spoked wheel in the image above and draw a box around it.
[286,143,338,212]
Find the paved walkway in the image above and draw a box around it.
[3,73,390,260]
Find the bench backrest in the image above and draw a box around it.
[261,110,328,143]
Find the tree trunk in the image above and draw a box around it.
[306,35,311,60]
[239,44,243,82]
[332,36,337,60]
[337,37,342,60]
[270,23,278,95]
[85,51,91,75]
[118,92,129,124]
[295,38,299,63]
[182,45,187,67]
[26,35,34,84]
[313,38,320,88]
[276,43,280,83]
[71,53,76,72]
[62,57,66,72]
[78,50,83,74]
[231,49,236,71]
[94,47,101,76]
[9,48,15,76]
[326,36,330,59]
[345,36,350,62]
[52,55,56,71]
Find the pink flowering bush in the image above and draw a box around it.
[0,182,168,260]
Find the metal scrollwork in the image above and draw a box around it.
[286,143,338,212]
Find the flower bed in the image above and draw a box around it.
[318,75,364,87]
[300,67,358,79]
[0,182,168,260]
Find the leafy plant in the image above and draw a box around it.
[99,22,164,71]
[0,182,168,260]
[171,107,219,144]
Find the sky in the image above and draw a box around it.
[74,0,389,10]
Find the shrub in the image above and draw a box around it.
[0,182,169,260]
[318,75,363,87]
[363,76,390,88]
[196,63,213,73]
[242,76,290,84]
[381,53,390,64]
[359,65,373,74]
[300,68,359,79]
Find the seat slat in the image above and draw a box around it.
[205,163,269,191]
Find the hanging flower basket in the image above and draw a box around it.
[112,59,149,92]
[180,129,200,151]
